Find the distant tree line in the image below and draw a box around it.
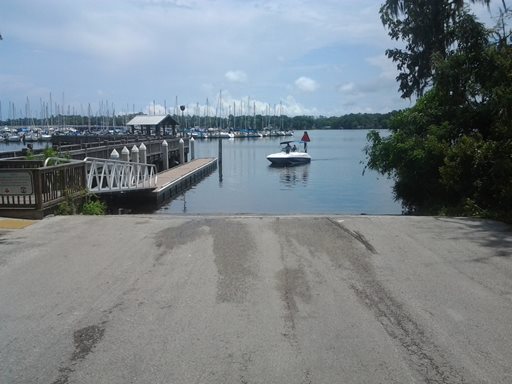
[312,112,398,130]
[0,111,398,131]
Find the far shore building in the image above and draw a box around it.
[126,114,179,136]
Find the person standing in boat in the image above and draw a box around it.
[301,131,310,152]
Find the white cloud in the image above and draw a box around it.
[139,0,198,8]
[337,82,355,93]
[143,102,168,115]
[225,70,248,83]
[294,77,319,92]
[147,91,319,118]
[366,55,398,81]
[1,0,416,116]
[281,96,319,116]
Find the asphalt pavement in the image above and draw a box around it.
[0,215,511,383]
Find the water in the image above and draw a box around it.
[156,130,402,215]
[0,130,402,215]
[0,141,50,153]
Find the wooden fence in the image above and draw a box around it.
[0,160,87,218]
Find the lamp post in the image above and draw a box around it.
[180,105,185,137]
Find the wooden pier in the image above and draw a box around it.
[153,158,217,205]
[0,156,218,219]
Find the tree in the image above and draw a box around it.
[381,0,491,98]
[366,3,512,222]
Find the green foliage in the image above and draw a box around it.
[81,197,107,215]
[367,5,512,222]
[55,190,79,215]
[54,201,75,216]
[380,0,491,98]
[42,146,59,158]
[54,191,106,216]
[365,98,454,214]
[320,112,398,130]
[33,146,71,165]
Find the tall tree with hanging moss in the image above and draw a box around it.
[381,0,491,98]
[366,1,512,222]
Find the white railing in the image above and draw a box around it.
[83,157,157,193]
[43,157,83,167]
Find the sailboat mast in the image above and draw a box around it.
[206,98,210,128]
[233,101,236,131]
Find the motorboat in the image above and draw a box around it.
[40,133,52,141]
[210,130,234,139]
[190,129,209,139]
[266,141,311,166]
[6,134,21,142]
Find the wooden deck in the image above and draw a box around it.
[152,158,217,204]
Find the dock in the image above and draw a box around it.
[0,136,189,166]
[0,155,217,219]
[153,158,217,205]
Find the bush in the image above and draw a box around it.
[54,191,106,216]
[81,198,107,215]
[55,200,76,215]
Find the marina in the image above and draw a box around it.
[0,130,401,217]
[0,132,216,218]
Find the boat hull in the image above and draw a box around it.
[266,152,311,166]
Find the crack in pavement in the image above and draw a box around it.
[327,218,467,384]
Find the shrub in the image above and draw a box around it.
[81,197,106,215]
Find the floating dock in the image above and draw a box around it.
[0,157,217,219]
[153,158,217,205]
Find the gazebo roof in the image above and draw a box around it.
[126,114,179,126]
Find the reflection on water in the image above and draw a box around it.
[270,164,310,188]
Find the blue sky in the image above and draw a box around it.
[0,0,501,118]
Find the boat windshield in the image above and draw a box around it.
[280,141,297,153]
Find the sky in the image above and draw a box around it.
[0,0,503,119]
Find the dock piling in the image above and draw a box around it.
[139,143,147,164]
[179,139,185,164]
[121,146,130,162]
[162,140,169,170]
[190,137,195,160]
[131,145,139,163]
[218,139,223,182]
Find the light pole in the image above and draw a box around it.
[180,105,185,137]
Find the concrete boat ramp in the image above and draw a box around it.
[0,215,511,383]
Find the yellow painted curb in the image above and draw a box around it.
[0,219,36,229]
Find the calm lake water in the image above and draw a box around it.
[156,130,402,215]
[0,141,49,153]
[0,130,402,215]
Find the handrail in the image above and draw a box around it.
[43,157,84,167]
[83,157,157,193]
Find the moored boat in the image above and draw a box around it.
[7,134,21,142]
[40,133,52,141]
